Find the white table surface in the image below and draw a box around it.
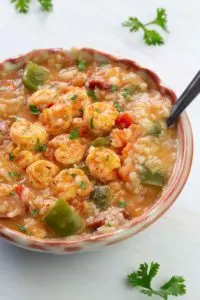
[0,0,200,299]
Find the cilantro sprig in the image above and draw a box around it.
[122,8,168,45]
[11,0,53,13]
[127,262,186,299]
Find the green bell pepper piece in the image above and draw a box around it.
[140,167,164,187]
[23,61,50,91]
[44,199,84,237]
[90,137,110,147]
[89,186,110,210]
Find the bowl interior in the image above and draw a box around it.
[0,48,193,253]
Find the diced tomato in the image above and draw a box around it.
[16,185,24,198]
[87,79,112,90]
[115,112,134,129]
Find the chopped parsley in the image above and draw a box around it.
[87,89,98,101]
[121,86,136,99]
[114,101,124,112]
[90,117,94,129]
[31,209,39,217]
[17,224,27,234]
[117,201,127,208]
[70,173,76,178]
[35,138,47,153]
[77,60,87,72]
[29,105,40,115]
[69,128,79,140]
[79,181,87,189]
[110,85,118,92]
[8,171,15,178]
[70,95,77,101]
[9,153,15,161]
[127,262,186,299]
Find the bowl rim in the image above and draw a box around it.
[0,48,194,250]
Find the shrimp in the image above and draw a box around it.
[110,128,132,148]
[39,103,72,135]
[26,160,59,189]
[10,120,48,150]
[46,134,87,166]
[84,102,118,135]
[62,87,92,117]
[58,66,87,87]
[86,147,121,181]
[70,118,89,137]
[89,65,147,90]
[53,168,93,200]
[14,150,42,169]
[27,88,59,110]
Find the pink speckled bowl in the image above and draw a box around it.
[0,48,193,254]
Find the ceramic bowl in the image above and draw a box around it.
[0,48,193,253]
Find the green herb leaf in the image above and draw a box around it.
[8,171,15,178]
[35,138,47,153]
[90,117,94,129]
[70,173,76,178]
[128,262,159,289]
[121,86,136,99]
[147,8,168,32]
[9,153,15,161]
[87,89,98,101]
[122,8,168,46]
[70,95,77,102]
[79,181,87,189]
[161,276,186,297]
[29,105,40,115]
[117,201,127,208]
[69,128,79,140]
[77,60,87,72]
[127,262,186,299]
[31,209,39,217]
[122,17,142,32]
[11,0,30,13]
[11,0,53,13]
[114,101,123,112]
[144,29,164,46]
[110,85,118,92]
[38,0,53,12]
[17,224,27,234]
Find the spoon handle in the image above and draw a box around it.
[167,70,200,127]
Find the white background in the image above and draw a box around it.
[0,0,200,299]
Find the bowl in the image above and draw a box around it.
[0,48,193,253]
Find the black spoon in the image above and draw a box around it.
[167,70,200,127]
